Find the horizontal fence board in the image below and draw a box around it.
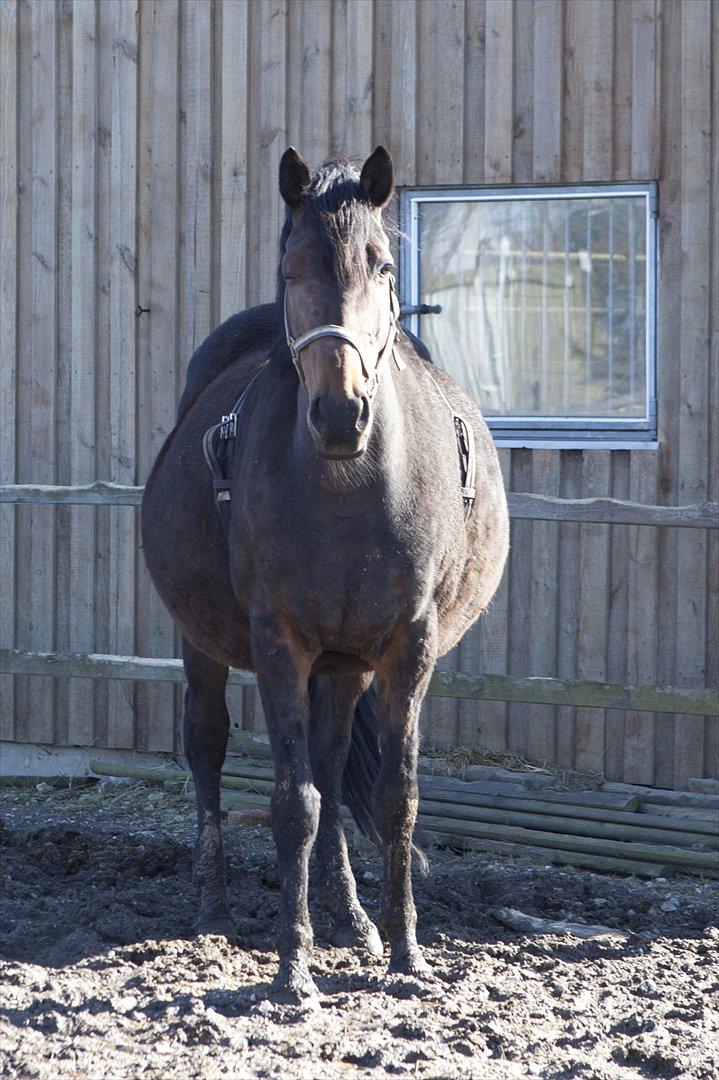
[2,484,717,529]
[2,649,716,718]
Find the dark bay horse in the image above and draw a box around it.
[141,147,509,1004]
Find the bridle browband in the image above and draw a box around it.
[283,275,403,400]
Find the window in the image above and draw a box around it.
[399,183,657,448]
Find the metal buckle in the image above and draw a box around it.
[219,413,237,440]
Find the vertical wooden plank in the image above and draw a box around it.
[463,0,486,182]
[581,0,613,179]
[416,0,464,747]
[371,0,391,150]
[484,0,513,181]
[468,449,511,752]
[177,0,213,746]
[106,0,138,748]
[457,0,486,747]
[527,452,560,764]
[64,0,98,746]
[532,0,562,182]
[528,2,563,765]
[624,0,661,784]
[503,0,533,758]
[674,0,711,788]
[296,0,331,166]
[330,0,373,157]
[512,0,534,183]
[135,0,179,753]
[219,0,248,319]
[507,450,533,757]
[561,0,583,182]
[461,0,488,742]
[573,0,614,775]
[54,0,73,746]
[575,451,612,775]
[630,0,660,180]
[246,0,286,308]
[655,0,682,788]
[606,0,633,786]
[624,458,658,784]
[388,0,417,188]
[612,0,633,181]
[556,452,582,768]
[179,0,212,375]
[706,0,719,780]
[604,453,629,781]
[0,0,18,740]
[15,0,57,744]
[417,0,464,184]
[93,0,112,748]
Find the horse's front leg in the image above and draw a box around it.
[374,617,436,977]
[251,614,320,1004]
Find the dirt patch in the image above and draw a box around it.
[1,783,717,1078]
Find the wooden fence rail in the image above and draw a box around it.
[2,649,717,718]
[1,482,718,528]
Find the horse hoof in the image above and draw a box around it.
[332,918,384,959]
[195,911,237,941]
[270,959,320,1007]
[388,946,431,978]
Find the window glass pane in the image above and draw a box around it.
[416,195,647,419]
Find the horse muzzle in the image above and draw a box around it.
[307,391,371,458]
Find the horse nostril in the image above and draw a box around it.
[355,396,370,433]
[309,393,324,431]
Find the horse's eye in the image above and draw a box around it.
[378,262,394,278]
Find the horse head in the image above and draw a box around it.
[278,146,397,460]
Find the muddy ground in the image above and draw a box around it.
[1,781,717,1079]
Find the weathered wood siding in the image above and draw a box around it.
[0,0,716,787]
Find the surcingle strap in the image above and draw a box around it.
[453,412,477,517]
[202,366,266,534]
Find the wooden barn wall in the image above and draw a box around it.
[0,0,716,788]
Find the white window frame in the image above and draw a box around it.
[399,182,658,450]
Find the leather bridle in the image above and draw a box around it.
[283,276,404,401]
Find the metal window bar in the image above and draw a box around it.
[563,203,571,414]
[520,210,528,412]
[585,206,593,411]
[629,199,637,412]
[608,199,615,411]
[541,202,549,412]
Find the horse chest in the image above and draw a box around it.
[244,503,434,646]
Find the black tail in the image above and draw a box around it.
[340,683,429,873]
[341,684,384,850]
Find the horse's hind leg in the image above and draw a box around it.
[308,674,383,959]
[182,638,234,936]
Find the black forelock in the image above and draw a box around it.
[276,159,380,301]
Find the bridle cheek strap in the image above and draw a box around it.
[284,281,401,401]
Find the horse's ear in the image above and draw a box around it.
[359,146,394,209]
[279,147,311,210]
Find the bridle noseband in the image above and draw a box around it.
[283,277,403,401]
